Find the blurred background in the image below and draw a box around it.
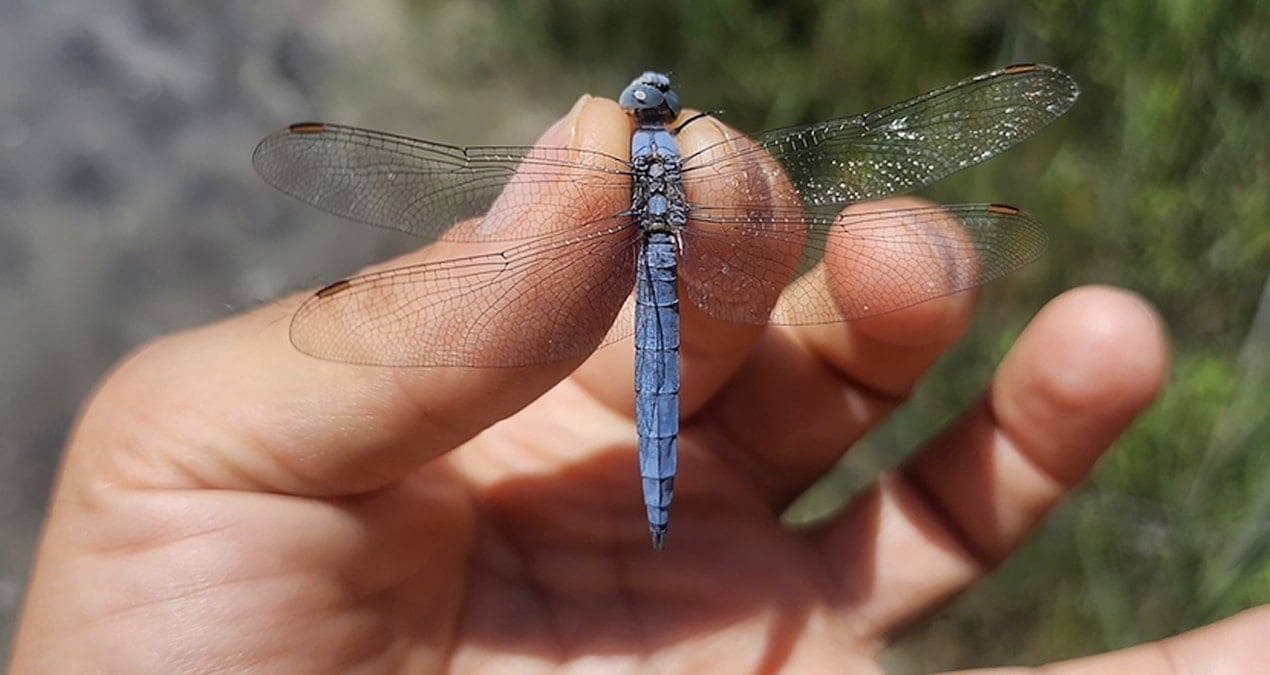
[1,0,1265,669]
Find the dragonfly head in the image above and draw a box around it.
[619,71,681,125]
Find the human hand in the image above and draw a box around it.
[12,97,1266,673]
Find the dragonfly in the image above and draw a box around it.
[253,63,1079,549]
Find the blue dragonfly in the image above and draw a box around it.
[253,64,1079,549]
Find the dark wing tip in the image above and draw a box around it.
[987,203,1023,216]
[287,121,327,135]
[314,278,354,298]
[1003,63,1041,74]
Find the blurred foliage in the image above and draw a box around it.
[398,0,1269,669]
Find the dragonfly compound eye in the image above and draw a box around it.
[620,71,682,125]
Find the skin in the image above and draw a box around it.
[11,95,1269,674]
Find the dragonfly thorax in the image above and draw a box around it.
[619,71,681,126]
[630,128,687,236]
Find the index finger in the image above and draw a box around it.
[79,95,632,496]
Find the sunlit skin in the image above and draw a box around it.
[12,96,1268,673]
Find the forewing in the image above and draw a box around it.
[681,64,1078,211]
[253,123,631,243]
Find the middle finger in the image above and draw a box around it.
[694,198,981,511]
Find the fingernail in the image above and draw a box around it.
[539,94,591,148]
[695,114,739,165]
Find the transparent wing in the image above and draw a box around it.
[681,63,1079,211]
[289,216,640,367]
[253,122,632,243]
[681,203,1047,325]
[269,65,1071,368]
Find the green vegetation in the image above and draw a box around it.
[403,0,1267,667]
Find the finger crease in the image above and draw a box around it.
[697,411,775,495]
[812,342,908,407]
[896,462,997,572]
